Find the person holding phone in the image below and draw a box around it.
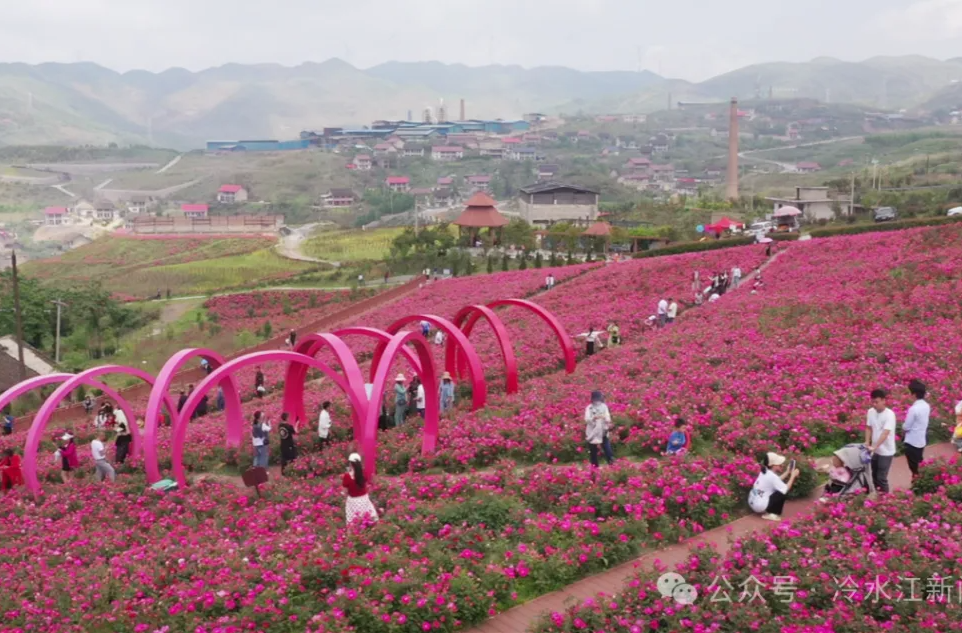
[748,452,799,522]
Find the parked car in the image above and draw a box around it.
[947,206,962,217]
[873,207,898,223]
[747,221,774,239]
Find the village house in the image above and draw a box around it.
[431,146,464,161]
[651,164,676,182]
[501,137,522,146]
[409,187,434,198]
[796,162,822,173]
[705,166,723,178]
[43,207,70,226]
[445,134,480,149]
[576,130,592,140]
[373,143,397,157]
[518,182,600,227]
[617,173,650,191]
[623,114,647,123]
[217,184,249,204]
[522,133,542,144]
[437,177,454,187]
[127,195,150,215]
[766,186,853,222]
[466,175,492,192]
[182,203,209,219]
[322,188,357,208]
[354,154,373,171]
[650,134,670,153]
[433,187,458,206]
[675,178,699,195]
[538,164,559,181]
[385,176,411,193]
[478,140,505,158]
[625,157,652,174]
[94,200,120,221]
[72,200,96,219]
[508,146,539,161]
[402,145,426,158]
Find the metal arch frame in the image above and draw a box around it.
[143,348,244,484]
[362,330,439,480]
[171,349,369,488]
[20,365,177,497]
[373,314,486,410]
[450,304,521,394]
[281,333,368,435]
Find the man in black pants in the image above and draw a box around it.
[902,380,930,481]
[865,389,897,493]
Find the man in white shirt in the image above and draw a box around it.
[865,388,897,493]
[415,381,426,418]
[317,401,332,448]
[91,430,116,483]
[732,266,742,288]
[666,298,678,324]
[434,329,445,346]
[656,298,668,327]
[902,380,930,480]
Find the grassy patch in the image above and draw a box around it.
[302,227,406,262]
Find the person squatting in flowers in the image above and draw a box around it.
[343,453,378,525]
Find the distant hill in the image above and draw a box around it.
[2,56,962,148]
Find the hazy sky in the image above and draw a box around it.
[1,0,960,81]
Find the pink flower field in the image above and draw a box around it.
[3,223,962,632]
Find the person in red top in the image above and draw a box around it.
[58,432,79,484]
[342,453,378,525]
[0,449,23,492]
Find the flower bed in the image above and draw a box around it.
[205,288,377,334]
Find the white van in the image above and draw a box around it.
[748,221,773,237]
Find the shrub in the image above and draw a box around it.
[633,237,755,258]
[808,214,962,238]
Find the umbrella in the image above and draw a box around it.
[773,206,802,218]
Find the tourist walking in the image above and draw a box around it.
[666,298,678,324]
[394,374,408,427]
[91,430,116,483]
[657,298,669,327]
[439,372,456,413]
[545,273,556,290]
[176,389,188,413]
[407,376,421,418]
[415,378,426,418]
[606,322,621,347]
[584,390,614,467]
[865,389,896,493]
[278,413,297,475]
[420,320,431,338]
[748,452,799,522]
[216,386,225,412]
[434,329,445,346]
[576,326,602,356]
[251,411,271,468]
[902,379,930,480]
[0,449,23,492]
[114,407,132,465]
[732,266,742,288]
[288,329,297,349]
[57,433,78,484]
[343,453,379,525]
[318,401,332,449]
[2,411,13,436]
[83,395,95,415]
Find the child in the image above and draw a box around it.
[664,418,689,456]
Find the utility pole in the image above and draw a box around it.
[50,297,67,363]
[10,251,26,381]
[414,198,420,236]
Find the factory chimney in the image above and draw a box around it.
[460,98,466,121]
[726,97,739,200]
[407,109,413,122]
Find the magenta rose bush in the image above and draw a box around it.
[205,288,377,334]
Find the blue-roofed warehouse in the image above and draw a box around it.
[207,139,311,152]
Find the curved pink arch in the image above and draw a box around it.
[362,331,439,480]
[282,333,368,435]
[486,298,576,375]
[21,365,177,497]
[450,304,520,394]
[333,326,423,376]
[172,349,369,488]
[373,314,486,410]
[1,373,142,463]
[143,348,243,484]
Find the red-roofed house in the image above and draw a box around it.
[354,155,373,171]
[651,164,675,182]
[796,162,822,173]
[385,176,410,193]
[626,157,652,174]
[217,184,249,204]
[373,143,397,157]
[466,175,492,192]
[182,204,209,219]
[437,177,454,186]
[431,146,464,161]
[501,137,522,145]
[43,207,69,226]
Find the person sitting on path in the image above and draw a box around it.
[748,452,799,522]
[251,411,272,469]
[664,418,689,456]
[584,390,614,467]
[865,388,896,493]
[91,430,116,483]
[343,453,379,525]
[0,449,23,492]
[439,372,456,413]
[393,374,408,427]
[902,379,930,481]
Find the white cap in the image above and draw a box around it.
[61,433,73,441]
[766,452,787,467]
[396,373,405,382]
[348,453,362,463]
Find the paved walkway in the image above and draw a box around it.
[466,443,956,633]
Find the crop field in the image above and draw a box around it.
[20,235,313,297]
[301,227,406,262]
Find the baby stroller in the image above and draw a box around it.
[824,444,875,497]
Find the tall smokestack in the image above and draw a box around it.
[726,97,739,200]
[460,98,465,121]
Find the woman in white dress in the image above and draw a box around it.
[342,453,379,525]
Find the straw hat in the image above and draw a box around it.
[442,371,452,380]
[395,373,405,382]
[766,452,786,467]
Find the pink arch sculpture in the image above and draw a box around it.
[143,348,244,484]
[362,330,439,480]
[453,299,576,386]
[282,333,368,435]
[449,304,520,394]
[0,373,143,461]
[373,314,487,410]
[171,349,369,487]
[21,365,177,497]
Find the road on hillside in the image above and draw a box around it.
[738,136,863,173]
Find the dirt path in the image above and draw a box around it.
[149,298,202,336]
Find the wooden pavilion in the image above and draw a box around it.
[453,192,509,245]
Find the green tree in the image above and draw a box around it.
[486,256,495,274]
[501,218,536,250]
[501,254,509,272]
[534,251,543,269]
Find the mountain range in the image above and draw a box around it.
[1,56,961,149]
